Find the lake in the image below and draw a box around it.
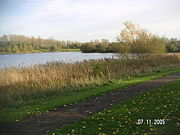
[0,52,117,69]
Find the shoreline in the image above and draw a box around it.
[0,49,81,54]
[0,51,179,55]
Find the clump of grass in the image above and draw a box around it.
[0,54,180,105]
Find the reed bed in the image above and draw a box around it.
[0,54,180,105]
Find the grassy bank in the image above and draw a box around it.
[0,66,180,124]
[0,49,81,54]
[34,48,81,52]
[46,79,180,135]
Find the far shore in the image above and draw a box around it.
[0,49,81,54]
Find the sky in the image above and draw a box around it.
[0,0,180,42]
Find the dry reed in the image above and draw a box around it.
[0,54,180,104]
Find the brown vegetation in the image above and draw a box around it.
[0,54,180,105]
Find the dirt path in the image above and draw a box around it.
[0,72,180,135]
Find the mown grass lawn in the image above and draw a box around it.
[46,79,180,135]
[0,67,180,124]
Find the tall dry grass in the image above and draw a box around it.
[0,54,180,105]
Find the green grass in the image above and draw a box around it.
[33,48,81,52]
[59,49,81,52]
[0,49,80,54]
[46,79,180,135]
[0,67,180,124]
[37,48,81,52]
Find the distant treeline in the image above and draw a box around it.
[166,38,180,53]
[81,39,121,53]
[0,35,81,53]
[81,38,180,53]
[0,34,179,53]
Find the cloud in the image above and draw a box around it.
[0,0,180,41]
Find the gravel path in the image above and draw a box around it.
[0,72,180,135]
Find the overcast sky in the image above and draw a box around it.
[0,0,179,41]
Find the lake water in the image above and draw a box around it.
[0,52,117,69]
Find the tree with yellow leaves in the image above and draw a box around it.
[118,21,166,58]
